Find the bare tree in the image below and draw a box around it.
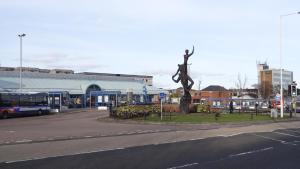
[235,73,247,97]
[235,73,247,112]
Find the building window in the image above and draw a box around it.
[86,84,101,94]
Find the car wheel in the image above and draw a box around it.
[2,112,8,119]
[37,110,43,116]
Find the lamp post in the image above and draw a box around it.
[18,33,26,94]
[279,12,299,118]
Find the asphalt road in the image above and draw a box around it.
[0,110,228,146]
[1,128,300,169]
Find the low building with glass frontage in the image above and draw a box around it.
[0,67,167,109]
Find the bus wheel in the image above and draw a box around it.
[2,112,8,119]
[37,110,43,116]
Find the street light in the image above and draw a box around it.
[279,12,299,118]
[18,33,26,93]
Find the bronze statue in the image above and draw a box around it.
[172,46,194,114]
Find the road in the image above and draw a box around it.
[1,110,300,168]
[1,128,300,169]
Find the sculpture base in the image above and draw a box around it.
[180,94,191,114]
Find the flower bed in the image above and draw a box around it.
[110,105,161,119]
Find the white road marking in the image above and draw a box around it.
[273,131,300,138]
[284,129,300,134]
[167,162,199,169]
[5,147,125,164]
[126,132,135,135]
[252,133,297,146]
[84,136,93,138]
[218,132,244,137]
[15,139,32,143]
[7,131,16,133]
[229,147,273,157]
[187,138,204,141]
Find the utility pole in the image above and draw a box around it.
[198,80,201,90]
[18,33,26,93]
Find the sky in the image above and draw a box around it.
[0,0,300,90]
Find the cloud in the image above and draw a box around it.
[22,53,68,64]
[16,52,108,72]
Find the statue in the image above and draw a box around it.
[172,46,194,114]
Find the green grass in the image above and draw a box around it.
[136,113,289,124]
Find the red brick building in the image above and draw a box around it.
[198,85,231,108]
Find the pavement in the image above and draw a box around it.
[1,110,300,168]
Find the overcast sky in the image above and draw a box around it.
[0,0,300,89]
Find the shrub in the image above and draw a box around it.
[111,105,160,119]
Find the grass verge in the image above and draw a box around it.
[135,113,290,124]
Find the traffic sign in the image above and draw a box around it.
[159,93,165,99]
[275,93,280,101]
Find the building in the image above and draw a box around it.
[0,67,167,108]
[257,62,293,98]
[230,88,258,99]
[260,69,293,98]
[257,61,269,87]
[200,85,231,108]
[169,86,232,107]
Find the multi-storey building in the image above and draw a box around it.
[258,62,293,98]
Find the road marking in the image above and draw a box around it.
[284,129,300,134]
[273,131,300,138]
[218,132,244,137]
[126,132,136,135]
[187,137,204,141]
[167,162,199,169]
[84,135,93,138]
[15,139,32,143]
[229,147,273,157]
[5,147,126,164]
[7,130,16,133]
[252,133,297,146]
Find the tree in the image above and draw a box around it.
[235,73,247,112]
[235,73,247,98]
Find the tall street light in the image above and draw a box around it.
[18,33,26,93]
[279,12,299,118]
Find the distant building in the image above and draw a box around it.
[230,88,258,99]
[257,62,293,98]
[169,85,232,107]
[200,85,231,108]
[257,61,269,87]
[260,69,293,98]
[0,66,167,108]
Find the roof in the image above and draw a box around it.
[0,71,149,82]
[78,72,153,78]
[0,74,166,95]
[0,67,153,79]
[201,85,228,92]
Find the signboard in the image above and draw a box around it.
[275,93,280,101]
[159,93,165,99]
[104,95,109,102]
[98,96,103,103]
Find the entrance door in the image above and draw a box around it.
[48,93,62,111]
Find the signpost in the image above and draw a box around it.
[160,93,165,120]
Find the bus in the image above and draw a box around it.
[0,92,49,119]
